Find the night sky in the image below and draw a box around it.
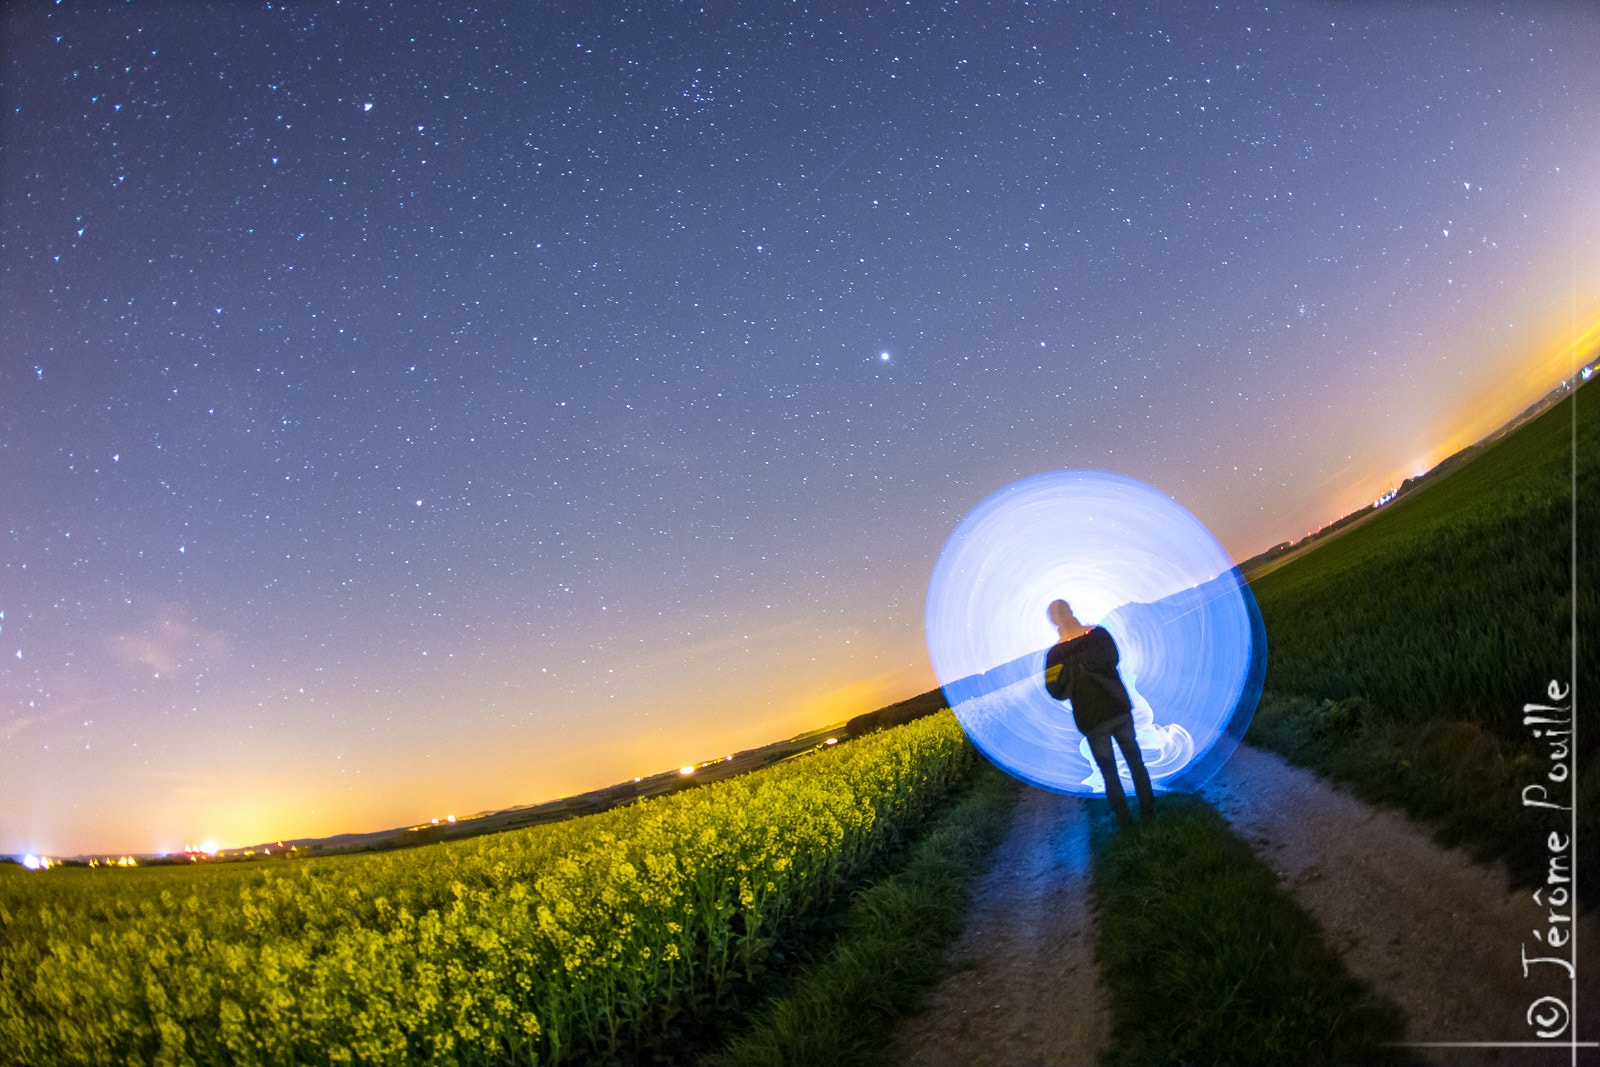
[4,2,1596,857]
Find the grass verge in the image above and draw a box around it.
[1249,691,1597,909]
[711,757,1021,1067]
[1090,794,1410,1067]
[1247,380,1596,907]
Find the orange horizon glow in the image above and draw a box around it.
[15,322,1596,860]
[21,657,941,857]
[1418,312,1600,473]
[1304,315,1600,542]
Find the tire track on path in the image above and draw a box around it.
[887,786,1108,1067]
[1202,743,1600,1067]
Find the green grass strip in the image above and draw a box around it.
[1246,692,1593,904]
[1090,795,1410,1067]
[1247,382,1597,905]
[712,758,1021,1067]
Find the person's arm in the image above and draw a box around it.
[1045,662,1065,699]
[1044,642,1073,700]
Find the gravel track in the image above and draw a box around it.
[886,787,1108,1066]
[1202,744,1599,1067]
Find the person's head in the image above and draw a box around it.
[1048,599,1087,640]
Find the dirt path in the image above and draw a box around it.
[886,786,1110,1067]
[1201,744,1600,1066]
[890,745,1596,1066]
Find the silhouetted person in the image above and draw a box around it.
[1044,599,1155,830]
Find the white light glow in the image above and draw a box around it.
[926,469,1265,796]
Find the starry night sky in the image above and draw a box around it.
[4,2,1597,856]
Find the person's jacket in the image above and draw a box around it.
[1044,627,1133,734]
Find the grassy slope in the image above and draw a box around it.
[1247,379,1596,904]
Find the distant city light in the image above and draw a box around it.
[679,765,695,775]
[22,854,44,871]
[825,738,838,745]
[446,814,456,823]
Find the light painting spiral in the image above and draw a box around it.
[925,470,1266,796]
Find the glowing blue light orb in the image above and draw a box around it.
[925,470,1265,796]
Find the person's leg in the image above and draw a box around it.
[1110,718,1156,820]
[1086,727,1134,829]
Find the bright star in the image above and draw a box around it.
[880,351,891,361]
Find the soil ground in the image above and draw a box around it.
[886,786,1108,1066]
[888,745,1598,1066]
